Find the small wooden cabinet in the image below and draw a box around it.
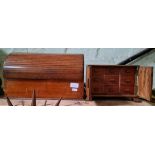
[86,65,153,101]
[3,53,84,99]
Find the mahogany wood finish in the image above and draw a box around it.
[137,66,153,101]
[3,53,83,80]
[86,65,153,101]
[3,53,84,99]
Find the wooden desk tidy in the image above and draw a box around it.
[3,53,84,99]
[86,65,153,101]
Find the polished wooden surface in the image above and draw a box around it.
[4,79,84,99]
[137,66,153,101]
[3,53,84,80]
[86,65,138,100]
[3,53,84,99]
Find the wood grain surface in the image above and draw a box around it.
[3,53,84,99]
[86,65,138,100]
[4,79,84,99]
[3,53,84,80]
[138,66,153,101]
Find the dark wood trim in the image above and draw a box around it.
[31,90,36,106]
[55,97,62,106]
[6,96,13,106]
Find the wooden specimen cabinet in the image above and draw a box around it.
[86,65,153,101]
[3,53,84,99]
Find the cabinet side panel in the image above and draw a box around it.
[86,66,92,100]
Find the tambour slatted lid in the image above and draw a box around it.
[3,53,84,81]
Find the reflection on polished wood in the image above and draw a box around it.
[3,53,84,99]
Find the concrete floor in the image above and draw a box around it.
[0,98,152,106]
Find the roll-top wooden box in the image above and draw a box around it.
[86,65,153,101]
[3,53,84,99]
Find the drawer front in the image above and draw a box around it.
[92,85,119,95]
[92,78,103,83]
[120,86,135,95]
[120,67,136,76]
[92,83,104,94]
[92,68,105,77]
[104,75,119,85]
[92,67,120,76]
[92,75,119,85]
[103,85,119,95]
[104,67,120,75]
[120,76,135,85]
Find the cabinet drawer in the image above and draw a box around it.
[120,67,136,75]
[92,84,119,95]
[120,76,135,85]
[92,78,103,83]
[92,68,105,77]
[104,67,120,75]
[92,75,119,85]
[92,87,104,94]
[104,75,119,85]
[103,85,119,95]
[120,86,135,95]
